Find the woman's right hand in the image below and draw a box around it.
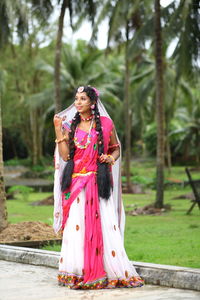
[53,114,62,131]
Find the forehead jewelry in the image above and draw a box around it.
[77,86,84,93]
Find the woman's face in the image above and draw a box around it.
[74,92,92,114]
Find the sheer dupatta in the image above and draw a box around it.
[53,99,125,240]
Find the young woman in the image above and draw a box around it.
[53,86,144,289]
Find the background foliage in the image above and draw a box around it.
[1,0,199,167]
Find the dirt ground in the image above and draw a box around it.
[0,221,61,243]
[0,190,190,244]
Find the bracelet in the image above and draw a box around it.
[107,154,115,165]
[55,135,68,144]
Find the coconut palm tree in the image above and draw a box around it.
[170,83,200,164]
[129,2,165,206]
[154,0,165,208]
[165,0,200,80]
[128,0,199,205]
[25,41,123,164]
[91,0,153,192]
[0,70,8,231]
[32,41,122,117]
[0,0,53,231]
[54,0,67,113]
[0,0,28,232]
[0,0,53,46]
[54,0,98,113]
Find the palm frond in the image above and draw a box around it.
[130,67,154,83]
[28,0,53,22]
[35,59,54,75]
[170,0,200,78]
[25,86,54,108]
[90,1,112,43]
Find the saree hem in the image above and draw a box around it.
[57,272,144,289]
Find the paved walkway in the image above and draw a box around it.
[0,260,200,300]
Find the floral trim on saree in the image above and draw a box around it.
[58,272,144,289]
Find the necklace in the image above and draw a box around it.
[80,114,93,121]
[74,119,94,149]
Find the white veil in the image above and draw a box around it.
[53,97,125,239]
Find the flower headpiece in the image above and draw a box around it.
[91,87,100,98]
[77,86,84,93]
[77,86,100,98]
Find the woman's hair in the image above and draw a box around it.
[61,86,112,200]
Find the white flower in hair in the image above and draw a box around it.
[77,86,84,93]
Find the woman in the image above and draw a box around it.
[53,86,144,289]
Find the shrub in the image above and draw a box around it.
[7,185,34,202]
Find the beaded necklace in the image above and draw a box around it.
[80,114,93,121]
[74,118,94,149]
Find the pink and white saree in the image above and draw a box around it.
[53,103,144,289]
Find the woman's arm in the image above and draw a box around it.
[53,115,70,161]
[99,127,120,164]
[108,127,120,161]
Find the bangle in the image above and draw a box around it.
[107,154,115,165]
[55,135,68,144]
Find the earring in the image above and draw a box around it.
[91,104,95,114]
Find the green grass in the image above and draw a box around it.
[7,192,53,225]
[124,191,200,268]
[130,161,200,182]
[5,162,200,269]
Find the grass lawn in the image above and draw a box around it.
[124,190,200,268]
[129,160,200,182]
[7,192,53,225]
[6,185,200,269]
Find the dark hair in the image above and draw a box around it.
[61,86,112,200]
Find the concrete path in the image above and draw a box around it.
[0,260,200,300]
[1,245,200,291]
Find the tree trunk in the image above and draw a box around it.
[30,109,38,165]
[166,134,172,173]
[154,0,165,208]
[195,130,200,165]
[10,44,21,94]
[124,22,132,192]
[0,97,8,232]
[54,0,67,113]
[37,107,43,163]
[165,120,171,172]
